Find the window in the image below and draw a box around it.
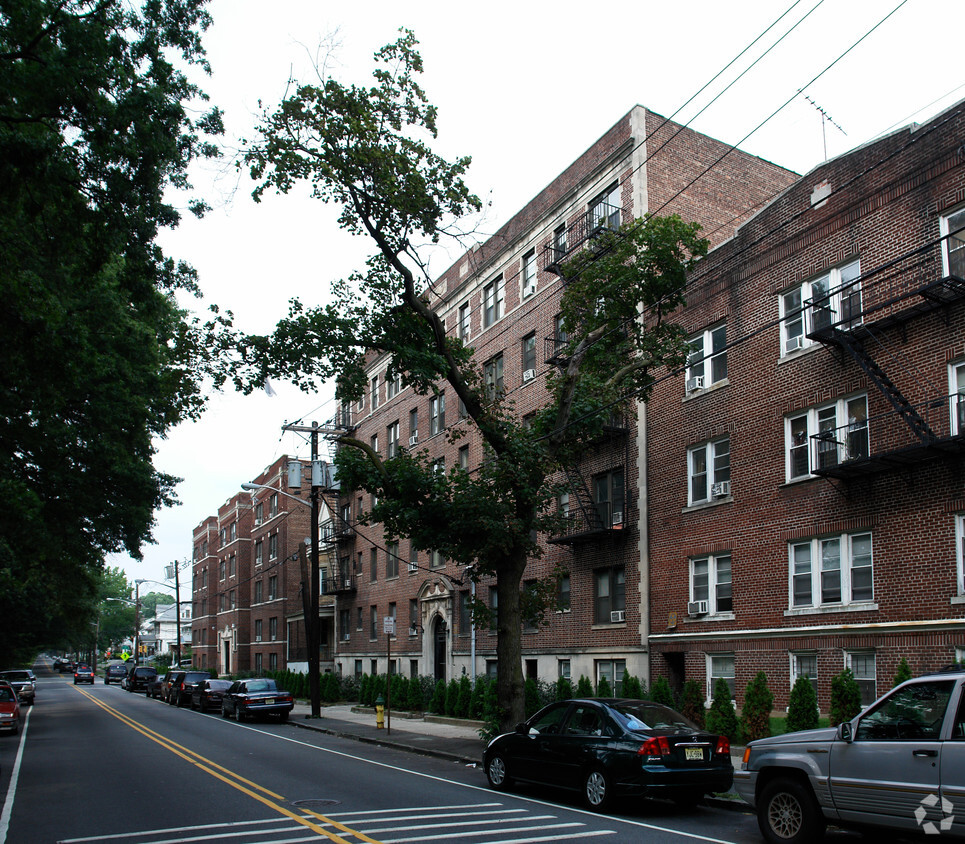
[690,553,732,614]
[688,437,730,504]
[484,354,504,399]
[268,533,278,560]
[408,542,418,573]
[229,522,237,541]
[458,302,471,341]
[269,617,277,641]
[370,606,378,640]
[522,580,538,631]
[430,393,445,435]
[254,502,264,525]
[386,421,399,458]
[254,652,263,673]
[488,586,498,631]
[790,531,874,609]
[229,555,236,578]
[409,408,419,443]
[780,259,861,354]
[522,250,537,297]
[482,274,504,328]
[432,457,445,476]
[254,540,263,567]
[370,434,379,454]
[957,514,965,596]
[521,333,536,379]
[386,542,399,579]
[430,549,445,569]
[356,607,363,630]
[458,445,469,471]
[458,591,470,636]
[219,559,226,581]
[557,574,571,613]
[790,651,818,698]
[558,659,571,680]
[589,183,621,233]
[950,361,965,435]
[594,468,624,528]
[786,395,868,481]
[686,324,727,391]
[552,224,567,263]
[846,651,877,707]
[386,371,401,400]
[594,565,625,624]
[596,659,626,690]
[370,376,379,409]
[387,602,397,638]
[942,206,965,279]
[219,527,226,547]
[229,590,236,610]
[409,599,419,636]
[370,548,378,582]
[708,654,735,701]
[269,493,278,518]
[268,575,277,601]
[254,580,263,604]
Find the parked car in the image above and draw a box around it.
[73,664,95,684]
[191,679,232,713]
[736,667,965,843]
[124,664,157,693]
[170,671,211,707]
[103,663,128,685]
[157,670,183,703]
[0,682,21,735]
[483,698,733,812]
[0,670,35,705]
[221,678,294,722]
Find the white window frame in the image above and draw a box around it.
[482,275,504,328]
[941,205,965,279]
[788,531,874,610]
[458,302,471,341]
[950,360,965,436]
[790,651,818,699]
[522,250,537,297]
[686,323,727,391]
[785,394,868,482]
[429,393,445,436]
[780,259,861,355]
[706,653,735,705]
[589,184,621,233]
[386,422,399,458]
[370,375,379,410]
[956,514,965,597]
[687,437,730,505]
[690,553,732,615]
[386,372,401,400]
[845,650,877,707]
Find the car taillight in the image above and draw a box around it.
[638,736,671,759]
[281,694,293,703]
[715,736,731,756]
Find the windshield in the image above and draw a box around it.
[609,702,699,732]
[246,679,278,692]
[1,672,29,681]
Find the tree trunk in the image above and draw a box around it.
[495,550,529,732]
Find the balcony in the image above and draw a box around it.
[543,202,622,277]
[810,393,965,480]
[549,500,628,546]
[322,574,356,595]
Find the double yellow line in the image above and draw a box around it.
[73,686,382,844]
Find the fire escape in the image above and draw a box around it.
[319,405,358,594]
[804,233,965,481]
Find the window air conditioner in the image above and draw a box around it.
[611,511,624,526]
[522,369,536,382]
[687,600,709,616]
[785,335,804,353]
[408,434,419,446]
[254,635,262,642]
[523,284,536,298]
[686,375,705,393]
[610,610,626,623]
[253,518,262,527]
[711,480,731,498]
[344,578,353,589]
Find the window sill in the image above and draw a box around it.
[784,602,878,617]
[682,377,729,401]
[682,497,732,513]
[951,595,965,605]
[778,342,821,363]
[685,612,735,622]
[590,622,626,630]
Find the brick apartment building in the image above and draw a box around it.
[328,105,798,687]
[646,98,965,711]
[191,455,337,675]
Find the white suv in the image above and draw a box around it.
[735,668,965,842]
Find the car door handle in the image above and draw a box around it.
[913,749,938,757]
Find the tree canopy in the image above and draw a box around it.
[239,30,707,728]
[0,0,228,660]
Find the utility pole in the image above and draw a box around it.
[282,421,322,718]
[165,561,183,666]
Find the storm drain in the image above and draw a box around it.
[291,798,341,809]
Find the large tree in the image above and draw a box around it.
[239,31,707,728]
[0,0,228,659]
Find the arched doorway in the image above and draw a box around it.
[433,618,447,683]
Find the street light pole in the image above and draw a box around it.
[134,580,143,664]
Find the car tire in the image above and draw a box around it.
[485,752,514,791]
[278,711,289,723]
[672,791,703,809]
[582,766,612,812]
[235,707,244,722]
[221,704,229,719]
[758,777,826,844]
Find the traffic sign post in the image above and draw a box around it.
[383,616,395,734]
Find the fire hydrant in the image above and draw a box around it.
[375,694,385,729]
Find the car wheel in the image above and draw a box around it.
[672,791,703,809]
[485,752,514,791]
[758,777,826,844]
[235,707,244,722]
[221,704,229,719]
[277,711,289,723]
[582,766,612,812]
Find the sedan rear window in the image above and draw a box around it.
[610,702,698,732]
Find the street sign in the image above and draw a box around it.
[383,617,396,635]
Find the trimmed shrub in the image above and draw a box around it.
[741,671,773,743]
[479,675,501,741]
[555,676,573,701]
[456,674,472,718]
[524,678,541,718]
[893,657,913,688]
[619,673,643,699]
[576,675,593,697]
[785,676,819,733]
[429,679,446,715]
[359,674,371,706]
[596,675,612,698]
[680,680,705,728]
[830,669,862,726]
[469,675,487,719]
[705,678,740,743]
[406,675,424,711]
[649,676,676,707]
[444,679,459,716]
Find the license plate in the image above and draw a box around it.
[684,747,704,761]
[264,698,274,705]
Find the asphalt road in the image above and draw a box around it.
[0,667,876,844]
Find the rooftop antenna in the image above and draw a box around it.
[800,91,847,162]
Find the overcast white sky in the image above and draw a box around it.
[115,0,964,588]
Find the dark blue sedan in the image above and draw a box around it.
[221,678,294,722]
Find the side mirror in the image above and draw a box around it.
[515,722,528,735]
[837,721,853,743]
